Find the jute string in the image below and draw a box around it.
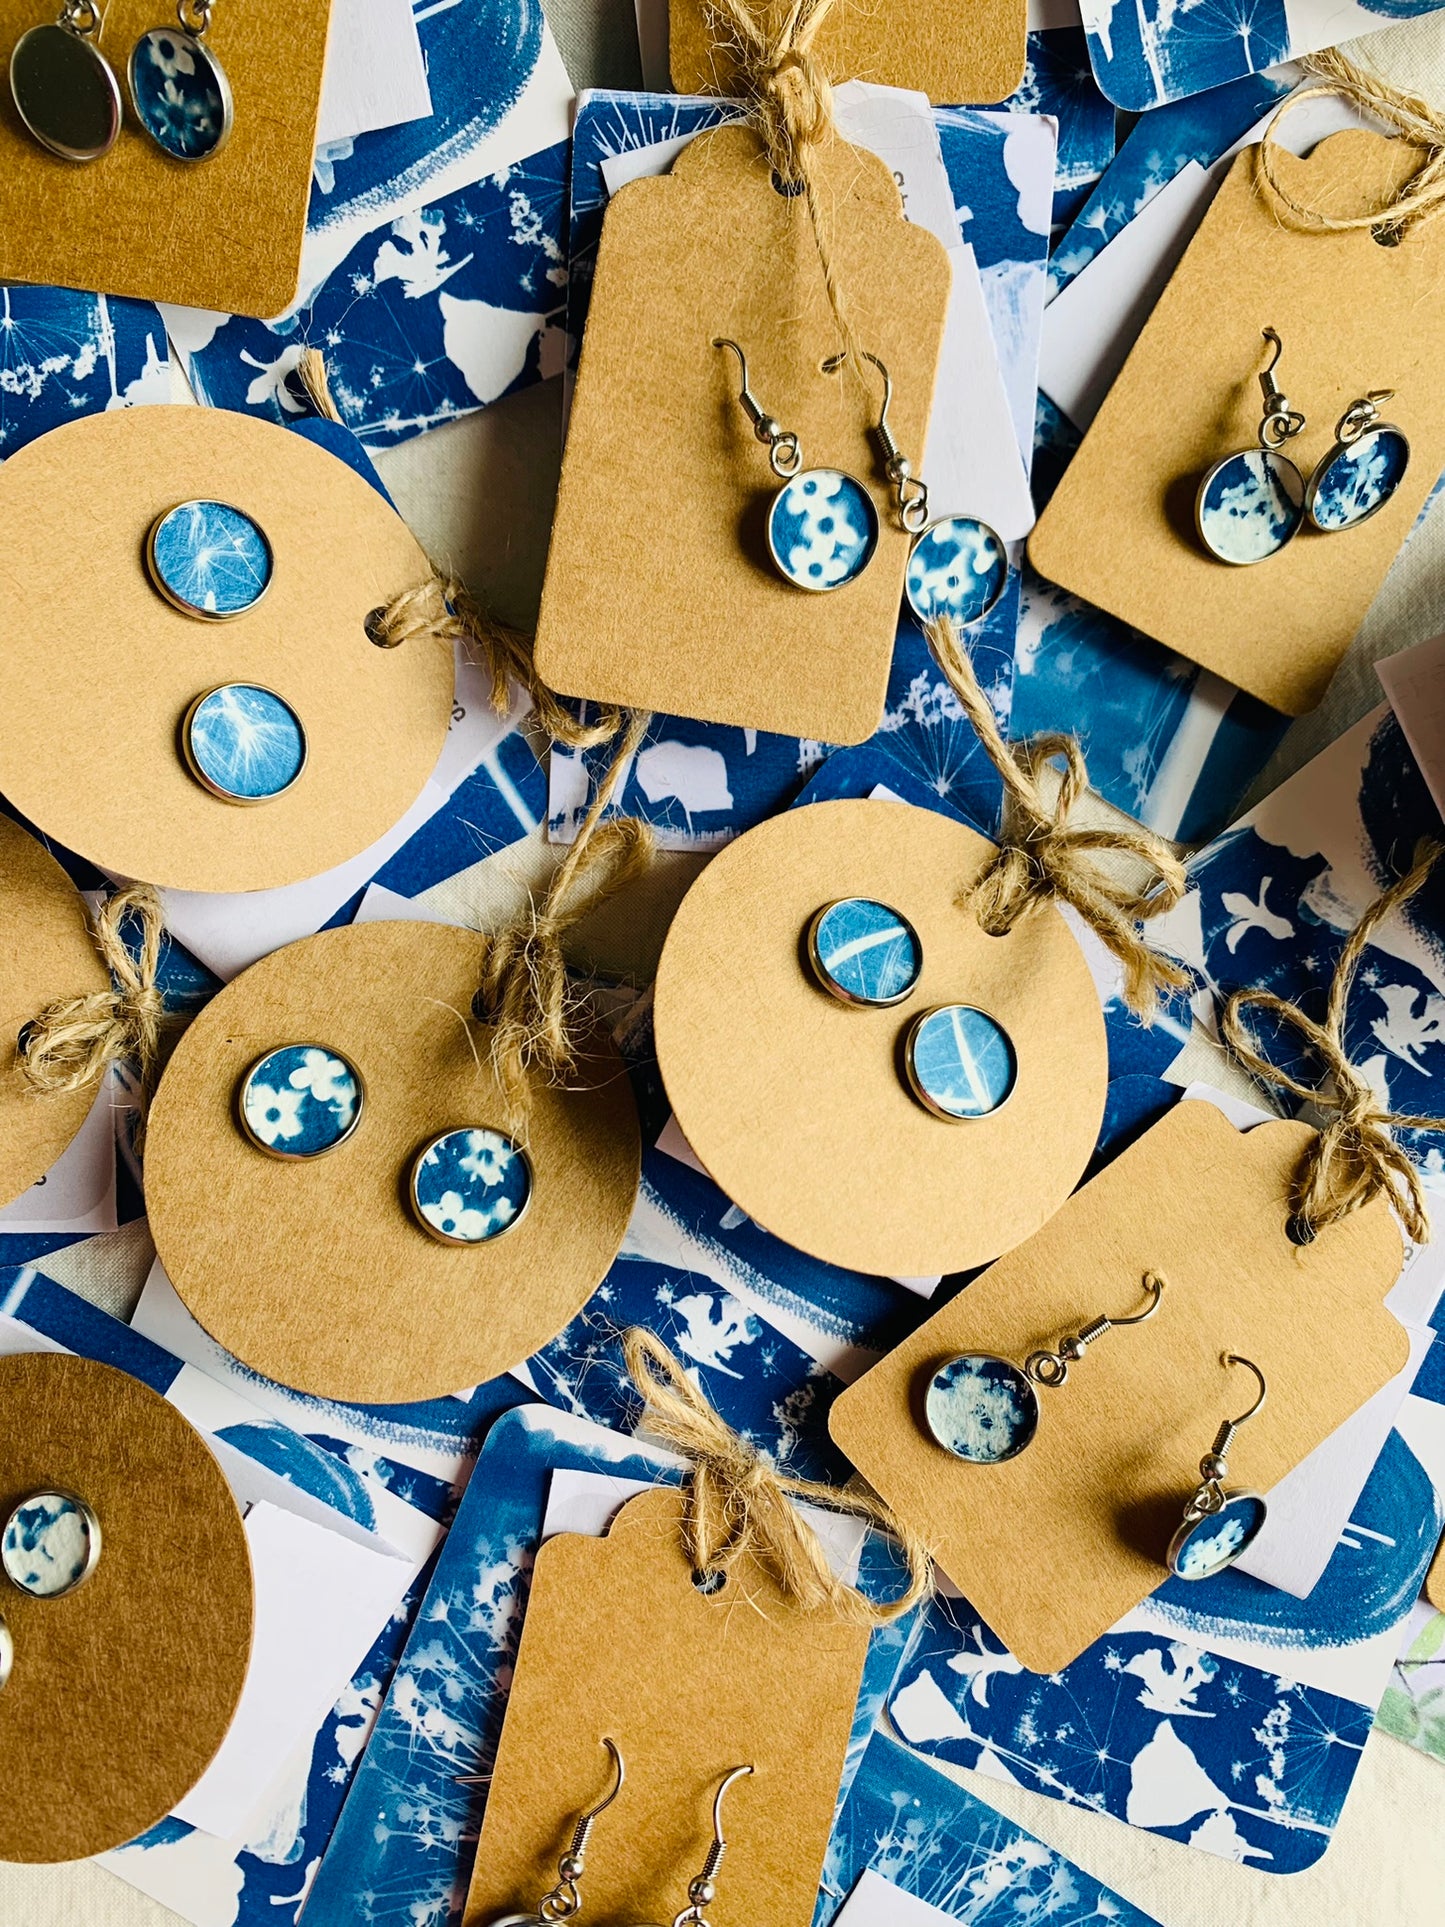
[1221,839,1445,1245]
[924,615,1191,1017]
[1258,46,1445,240]
[19,884,168,1151]
[623,1327,932,1624]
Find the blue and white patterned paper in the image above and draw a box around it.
[412,1128,531,1244]
[1309,427,1410,532]
[129,29,228,160]
[239,1046,361,1158]
[149,500,272,616]
[925,1355,1038,1464]
[1,1490,95,1597]
[185,684,307,801]
[999,28,1117,235]
[0,285,168,460]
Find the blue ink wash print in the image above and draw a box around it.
[147,499,272,618]
[769,469,879,591]
[999,28,1116,235]
[809,899,922,1007]
[1,1491,98,1597]
[180,144,570,450]
[128,29,229,160]
[906,1006,1017,1120]
[239,1046,362,1158]
[925,1356,1038,1464]
[0,285,168,458]
[184,684,307,802]
[816,1730,1162,1927]
[411,1128,531,1244]
[907,518,1009,627]
[1197,448,1304,564]
[1308,426,1410,532]
[1080,0,1291,112]
[1170,1493,1267,1580]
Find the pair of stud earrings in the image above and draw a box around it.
[489,1740,752,1927]
[0,1488,104,1690]
[715,339,1010,629]
[1195,329,1410,566]
[805,897,1018,1121]
[922,1272,1270,1582]
[235,1043,533,1247]
[11,0,232,164]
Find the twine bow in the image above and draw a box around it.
[20,884,169,1148]
[925,615,1190,1017]
[1259,47,1445,241]
[623,1327,932,1624]
[1220,838,1445,1246]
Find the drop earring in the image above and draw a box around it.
[1305,390,1410,533]
[924,1271,1165,1463]
[663,1765,754,1927]
[9,2,122,161]
[1165,1353,1268,1580]
[489,1737,624,1925]
[1195,329,1306,566]
[128,0,233,161]
[713,337,880,593]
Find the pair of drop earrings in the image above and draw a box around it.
[234,1043,533,1248]
[1195,329,1410,566]
[11,0,232,164]
[715,338,1010,630]
[805,897,1017,1121]
[923,1272,1272,1583]
[489,1741,751,1927]
[0,1487,104,1690]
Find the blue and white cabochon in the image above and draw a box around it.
[906,1005,1018,1119]
[147,500,273,618]
[808,898,922,1007]
[925,1354,1040,1464]
[183,684,307,803]
[2,1490,101,1597]
[410,1128,532,1245]
[906,516,1009,628]
[1169,1492,1268,1581]
[1308,426,1410,532]
[238,1047,363,1159]
[1196,448,1304,564]
[128,29,231,161]
[768,470,879,591]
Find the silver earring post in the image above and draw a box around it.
[672,1765,754,1927]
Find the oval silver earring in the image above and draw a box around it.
[9,2,122,161]
[488,1736,624,1925]
[1166,1353,1269,1581]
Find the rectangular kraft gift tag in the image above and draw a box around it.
[463,1485,872,1927]
[0,0,330,315]
[533,122,952,745]
[667,0,1027,107]
[829,1102,1409,1674]
[1028,131,1445,718]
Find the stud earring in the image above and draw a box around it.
[2,1489,103,1598]
[9,2,122,161]
[181,683,308,804]
[903,1003,1018,1121]
[146,500,273,619]
[490,1737,624,1926]
[924,1272,1165,1463]
[409,1128,534,1246]
[824,349,1009,631]
[805,898,923,1008]
[1166,1353,1268,1581]
[236,1046,364,1159]
[713,337,880,593]
[1305,390,1410,533]
[665,1765,754,1927]
[128,0,233,161]
[1195,329,1307,566]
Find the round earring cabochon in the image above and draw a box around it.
[0,811,113,1210]
[0,407,454,893]
[0,1352,252,1862]
[145,921,641,1403]
[653,799,1108,1276]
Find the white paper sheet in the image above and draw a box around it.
[1378,631,1445,824]
[834,1869,955,1927]
[316,0,432,148]
[0,1082,117,1235]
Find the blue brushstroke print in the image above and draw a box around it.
[0,284,168,458]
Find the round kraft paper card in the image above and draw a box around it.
[0,1352,253,1861]
[653,798,1109,1276]
[0,811,112,1210]
[144,921,642,1403]
[0,408,454,893]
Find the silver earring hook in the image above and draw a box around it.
[823,348,929,533]
[1221,1353,1267,1428]
[713,338,801,479]
[673,1765,754,1927]
[484,1739,625,1921]
[1184,1353,1268,1522]
[1257,328,1306,448]
[1025,1271,1166,1390]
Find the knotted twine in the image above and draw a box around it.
[623,1327,932,1624]
[1258,46,1445,241]
[19,884,169,1152]
[1220,838,1445,1247]
[924,614,1191,1018]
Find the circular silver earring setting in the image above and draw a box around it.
[905,515,1009,629]
[2,1489,102,1598]
[904,1003,1017,1120]
[1305,395,1410,533]
[182,684,307,804]
[237,1046,364,1159]
[147,500,273,619]
[806,898,922,1008]
[1195,327,1307,566]
[925,1353,1039,1463]
[409,1128,533,1246]
[767,468,880,593]
[129,4,233,161]
[9,5,122,161]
